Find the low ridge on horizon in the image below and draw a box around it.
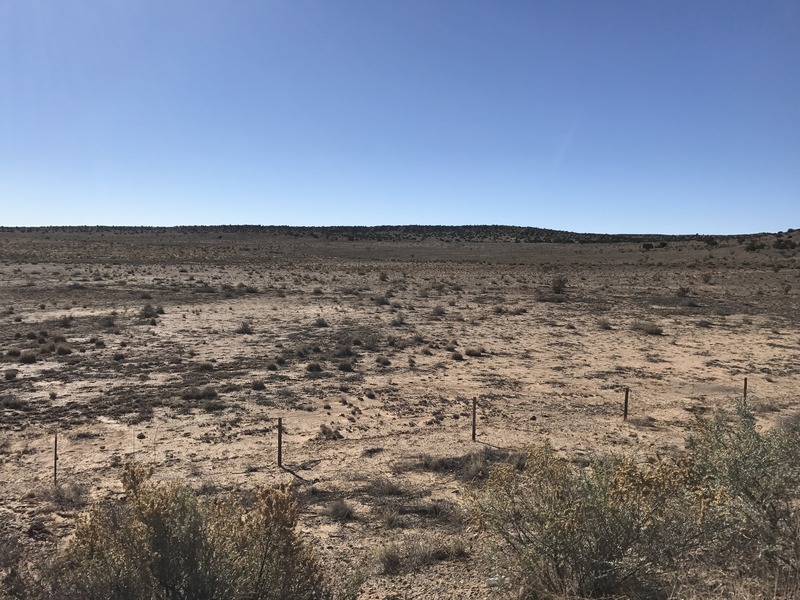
[1,223,794,241]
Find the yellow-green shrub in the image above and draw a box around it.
[40,464,329,600]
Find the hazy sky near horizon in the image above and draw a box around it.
[1,1,798,234]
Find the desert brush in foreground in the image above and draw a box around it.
[469,402,800,599]
[3,404,799,599]
[3,463,329,600]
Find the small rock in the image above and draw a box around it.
[136,432,146,439]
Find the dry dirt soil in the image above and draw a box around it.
[1,226,799,598]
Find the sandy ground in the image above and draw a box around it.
[1,227,798,598]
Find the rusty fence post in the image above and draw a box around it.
[472,398,477,442]
[277,418,283,467]
[623,387,629,421]
[53,431,58,487]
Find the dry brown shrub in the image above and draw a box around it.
[32,463,329,600]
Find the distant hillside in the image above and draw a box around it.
[1,224,789,245]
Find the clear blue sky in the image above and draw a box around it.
[1,1,798,234]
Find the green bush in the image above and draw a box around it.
[687,403,800,575]
[470,446,703,598]
[470,403,800,598]
[34,464,330,600]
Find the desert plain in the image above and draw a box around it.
[1,225,798,598]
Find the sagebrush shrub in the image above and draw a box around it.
[631,320,663,335]
[140,304,164,319]
[37,463,330,600]
[686,403,800,574]
[550,275,568,294]
[470,446,705,598]
[470,404,800,598]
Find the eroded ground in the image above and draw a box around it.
[1,227,799,598]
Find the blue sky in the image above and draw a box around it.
[1,1,798,234]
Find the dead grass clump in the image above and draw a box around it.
[536,293,566,303]
[421,499,463,526]
[376,504,406,529]
[139,303,164,319]
[19,352,37,364]
[182,386,218,401]
[365,477,405,497]
[627,415,657,428]
[631,320,663,335]
[235,321,254,334]
[333,344,354,358]
[326,499,355,522]
[0,395,27,410]
[235,283,259,294]
[202,399,226,412]
[48,481,90,508]
[679,297,700,308]
[376,543,403,575]
[317,424,343,440]
[377,536,467,575]
[551,274,568,294]
[418,448,514,482]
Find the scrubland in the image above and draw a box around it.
[1,226,799,598]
